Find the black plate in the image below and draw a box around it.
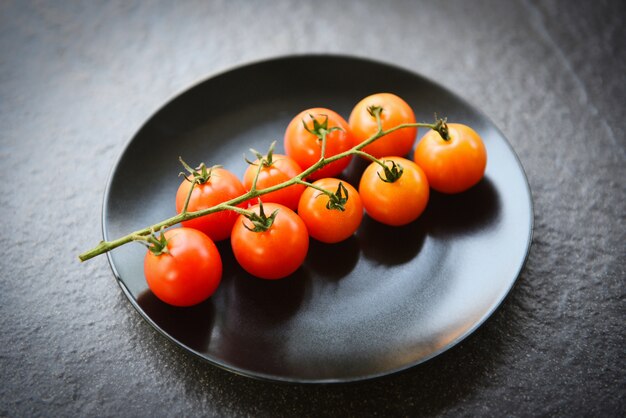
[103,55,533,383]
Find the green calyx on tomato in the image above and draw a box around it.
[243,200,279,232]
[432,115,450,141]
[178,157,220,184]
[145,228,170,256]
[325,181,349,211]
[366,105,383,118]
[378,159,404,183]
[302,114,343,141]
[245,140,277,168]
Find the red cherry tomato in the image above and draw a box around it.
[243,152,305,211]
[297,178,363,243]
[284,108,354,180]
[144,228,222,307]
[349,93,417,159]
[175,166,248,241]
[413,123,487,194]
[231,202,309,279]
[359,156,429,226]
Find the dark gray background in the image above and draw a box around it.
[1,0,624,416]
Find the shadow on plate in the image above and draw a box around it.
[356,214,427,266]
[136,291,216,353]
[217,240,307,325]
[421,177,501,238]
[304,236,360,281]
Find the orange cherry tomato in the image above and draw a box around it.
[144,228,222,307]
[349,93,417,159]
[297,178,363,244]
[359,156,429,226]
[413,123,487,194]
[231,202,309,279]
[284,108,354,180]
[175,166,248,241]
[243,152,305,211]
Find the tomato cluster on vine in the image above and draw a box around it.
[144,93,488,307]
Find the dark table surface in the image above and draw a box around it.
[1,0,624,416]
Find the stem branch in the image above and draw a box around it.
[294,178,334,197]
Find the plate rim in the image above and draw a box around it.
[101,53,534,384]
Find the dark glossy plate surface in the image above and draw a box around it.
[103,55,533,383]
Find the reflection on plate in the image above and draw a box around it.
[103,55,533,383]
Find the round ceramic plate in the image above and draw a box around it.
[103,55,533,383]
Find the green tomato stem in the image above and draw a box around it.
[352,150,388,170]
[294,178,334,198]
[180,178,197,214]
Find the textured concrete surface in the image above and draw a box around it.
[1,0,624,416]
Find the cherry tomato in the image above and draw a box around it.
[349,93,417,159]
[359,156,429,226]
[144,228,222,307]
[413,123,487,194]
[243,152,305,211]
[231,202,309,279]
[298,178,363,243]
[175,166,248,241]
[284,108,354,180]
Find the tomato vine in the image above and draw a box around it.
[78,111,450,262]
